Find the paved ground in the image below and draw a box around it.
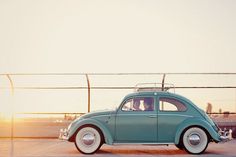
[0,139,236,157]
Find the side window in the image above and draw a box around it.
[121,99,133,111]
[159,98,187,112]
[142,97,154,111]
[121,97,154,112]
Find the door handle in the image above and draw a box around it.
[147,115,157,118]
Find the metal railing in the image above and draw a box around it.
[1,72,236,112]
[0,72,235,157]
[1,72,236,138]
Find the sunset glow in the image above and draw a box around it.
[0,111,13,121]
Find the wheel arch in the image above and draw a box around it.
[177,125,211,144]
[174,118,220,144]
[68,119,114,145]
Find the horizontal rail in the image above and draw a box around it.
[11,112,236,115]
[1,73,236,76]
[207,113,236,114]
[0,86,236,90]
[16,112,85,115]
[175,86,236,89]
[0,137,58,139]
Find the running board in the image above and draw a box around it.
[113,142,174,146]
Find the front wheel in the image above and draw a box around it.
[74,126,102,154]
[182,127,209,154]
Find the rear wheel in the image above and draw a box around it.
[182,127,208,154]
[74,126,102,154]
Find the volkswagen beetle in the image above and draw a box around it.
[59,89,232,154]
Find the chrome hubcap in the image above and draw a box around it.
[82,133,95,145]
[188,134,201,146]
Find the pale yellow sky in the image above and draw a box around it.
[0,0,236,73]
[0,0,236,114]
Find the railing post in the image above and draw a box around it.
[6,74,14,157]
[235,89,236,113]
[161,74,166,91]
[85,74,91,113]
[6,74,14,95]
[161,74,166,110]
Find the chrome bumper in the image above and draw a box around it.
[59,128,69,140]
[219,129,233,142]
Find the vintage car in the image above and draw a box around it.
[59,86,232,154]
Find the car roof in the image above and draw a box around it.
[123,91,195,106]
[124,91,174,98]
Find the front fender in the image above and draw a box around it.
[174,117,220,144]
[68,118,114,145]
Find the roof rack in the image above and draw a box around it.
[134,83,175,93]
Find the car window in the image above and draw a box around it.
[121,99,133,111]
[159,97,187,112]
[121,97,154,112]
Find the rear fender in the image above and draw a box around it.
[175,117,220,144]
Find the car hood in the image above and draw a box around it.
[79,109,116,119]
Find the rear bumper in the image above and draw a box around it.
[219,129,233,142]
[59,128,69,140]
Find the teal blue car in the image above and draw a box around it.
[59,90,232,154]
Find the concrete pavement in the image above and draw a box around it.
[0,139,236,157]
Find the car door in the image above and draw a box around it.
[157,96,189,143]
[115,96,157,143]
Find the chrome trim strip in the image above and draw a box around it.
[116,114,158,116]
[92,115,111,118]
[158,114,193,117]
[116,113,193,117]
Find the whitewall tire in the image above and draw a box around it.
[182,127,208,154]
[75,126,102,154]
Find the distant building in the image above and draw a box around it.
[206,102,212,114]
[219,108,222,114]
[223,111,230,118]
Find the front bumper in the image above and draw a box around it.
[59,128,69,140]
[219,129,233,142]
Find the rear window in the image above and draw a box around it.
[159,97,187,112]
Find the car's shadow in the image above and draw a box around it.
[67,145,223,156]
[97,147,187,155]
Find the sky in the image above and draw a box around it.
[0,0,236,115]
